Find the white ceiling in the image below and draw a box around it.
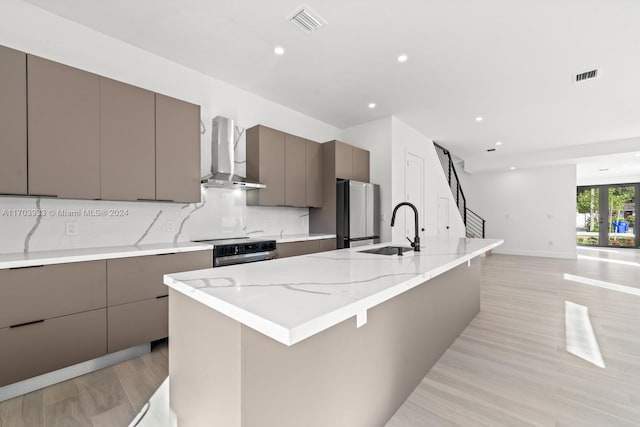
[23,0,640,163]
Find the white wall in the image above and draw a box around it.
[341,117,466,243]
[341,117,393,242]
[578,174,640,186]
[460,165,577,259]
[0,0,341,254]
[390,118,466,242]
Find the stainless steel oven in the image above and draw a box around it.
[193,238,277,267]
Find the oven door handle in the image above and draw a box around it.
[214,251,277,267]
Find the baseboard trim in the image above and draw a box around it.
[0,343,150,402]
[491,248,577,259]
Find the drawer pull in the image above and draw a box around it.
[10,319,45,329]
[156,295,169,299]
[9,265,44,270]
[155,253,177,256]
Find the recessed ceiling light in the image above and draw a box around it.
[509,166,516,170]
[475,116,483,122]
[274,46,285,55]
[397,54,408,63]
[495,141,503,146]
[368,102,376,109]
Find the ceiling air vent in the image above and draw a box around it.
[289,6,325,33]
[575,69,598,83]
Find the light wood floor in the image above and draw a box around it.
[0,341,167,427]
[2,248,639,426]
[387,248,640,426]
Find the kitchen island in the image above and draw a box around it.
[164,237,502,427]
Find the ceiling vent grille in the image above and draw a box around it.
[289,6,325,33]
[575,69,598,82]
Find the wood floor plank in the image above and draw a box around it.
[74,366,129,419]
[44,395,91,427]
[90,401,135,427]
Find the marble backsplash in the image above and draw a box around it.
[0,189,308,254]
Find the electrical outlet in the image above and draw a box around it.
[65,221,79,236]
[166,220,176,233]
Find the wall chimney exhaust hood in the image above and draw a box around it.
[201,116,265,190]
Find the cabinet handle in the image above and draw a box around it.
[155,253,177,256]
[28,194,58,198]
[10,319,45,329]
[156,295,169,299]
[136,199,175,203]
[9,265,44,270]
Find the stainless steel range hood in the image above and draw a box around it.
[201,116,265,189]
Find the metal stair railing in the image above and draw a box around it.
[433,143,486,238]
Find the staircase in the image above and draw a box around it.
[433,143,486,238]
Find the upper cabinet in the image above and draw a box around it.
[27,55,101,199]
[0,46,27,196]
[247,125,285,206]
[284,134,307,207]
[0,44,202,203]
[155,94,201,203]
[352,146,370,183]
[247,125,324,208]
[306,140,323,208]
[335,141,353,180]
[100,78,156,201]
[334,141,370,183]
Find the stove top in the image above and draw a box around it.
[193,237,274,246]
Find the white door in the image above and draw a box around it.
[437,197,450,237]
[405,153,425,239]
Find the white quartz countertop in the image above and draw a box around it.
[165,237,503,346]
[0,242,213,270]
[259,233,337,243]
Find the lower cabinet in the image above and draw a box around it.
[0,249,212,387]
[106,250,212,352]
[0,309,107,387]
[277,238,336,259]
[108,297,168,353]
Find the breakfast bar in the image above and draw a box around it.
[164,237,502,427]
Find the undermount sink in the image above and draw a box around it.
[358,246,413,256]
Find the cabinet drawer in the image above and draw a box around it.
[276,241,319,259]
[0,308,106,387]
[317,238,337,252]
[0,260,106,329]
[107,297,168,353]
[107,250,212,306]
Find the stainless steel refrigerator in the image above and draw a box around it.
[336,179,380,248]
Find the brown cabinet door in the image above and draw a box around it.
[284,134,307,207]
[0,308,107,387]
[27,55,100,199]
[246,126,285,206]
[334,141,353,180]
[156,94,201,203]
[306,140,323,207]
[107,250,212,306]
[0,45,27,195]
[276,240,319,258]
[107,297,168,353]
[352,146,370,183]
[317,238,337,252]
[0,261,106,329]
[100,78,155,201]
